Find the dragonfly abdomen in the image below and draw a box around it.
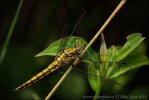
[15,61,60,91]
[15,44,84,91]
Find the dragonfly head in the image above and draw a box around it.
[74,43,84,54]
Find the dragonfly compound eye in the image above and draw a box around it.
[74,43,84,54]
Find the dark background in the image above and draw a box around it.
[0,0,149,99]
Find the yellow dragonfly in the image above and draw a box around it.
[15,42,85,91]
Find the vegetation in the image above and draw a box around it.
[1,0,149,99]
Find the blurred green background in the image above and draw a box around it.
[0,0,149,99]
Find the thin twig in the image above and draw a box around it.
[45,0,126,99]
[0,0,23,65]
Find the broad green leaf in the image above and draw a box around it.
[35,36,87,57]
[111,33,145,62]
[106,33,148,78]
[107,53,149,78]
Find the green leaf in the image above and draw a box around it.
[107,53,149,78]
[106,33,148,78]
[111,33,145,62]
[35,36,87,57]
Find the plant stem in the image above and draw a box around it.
[45,0,126,99]
[93,82,102,100]
[93,90,100,100]
[93,70,102,100]
[0,0,23,65]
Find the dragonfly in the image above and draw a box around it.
[15,43,85,91]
